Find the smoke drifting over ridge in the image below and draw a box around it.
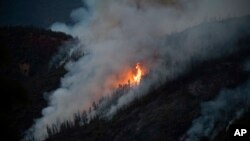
[25,0,250,140]
[185,61,250,141]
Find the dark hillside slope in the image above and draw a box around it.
[45,17,250,141]
[0,26,71,141]
[46,51,250,141]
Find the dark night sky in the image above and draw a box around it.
[0,0,83,28]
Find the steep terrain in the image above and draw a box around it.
[45,49,250,141]
[1,17,250,141]
[0,26,71,141]
[44,17,250,141]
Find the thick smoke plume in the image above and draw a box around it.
[185,61,250,141]
[24,0,250,140]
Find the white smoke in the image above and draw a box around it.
[24,0,250,140]
[185,62,250,141]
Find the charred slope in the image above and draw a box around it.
[45,17,250,141]
[0,26,71,141]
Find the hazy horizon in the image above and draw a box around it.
[0,0,83,28]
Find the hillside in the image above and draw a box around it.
[46,56,249,141]
[1,16,250,141]
[45,51,250,141]
[44,17,250,141]
[0,26,71,141]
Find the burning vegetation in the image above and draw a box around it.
[23,0,250,141]
[118,63,146,87]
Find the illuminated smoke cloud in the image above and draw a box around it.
[24,0,250,140]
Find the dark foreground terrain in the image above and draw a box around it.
[45,17,250,141]
[0,26,71,141]
[1,16,250,141]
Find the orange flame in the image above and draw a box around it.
[132,63,143,85]
[106,63,146,91]
[113,63,145,88]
